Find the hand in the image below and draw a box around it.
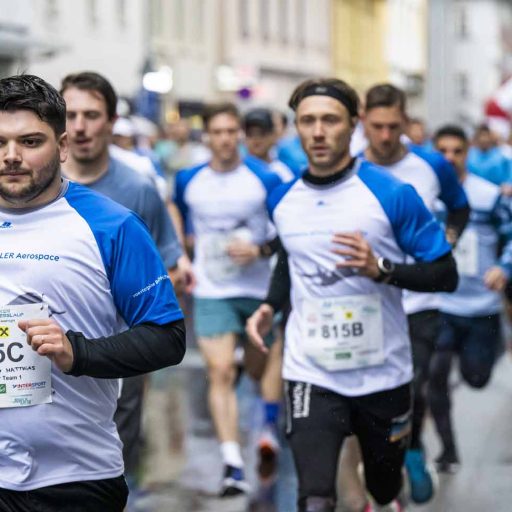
[178,255,197,294]
[484,266,508,292]
[245,304,274,354]
[331,231,380,279]
[501,183,512,197]
[445,227,458,247]
[18,318,74,373]
[227,240,259,266]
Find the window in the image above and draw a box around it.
[455,3,469,39]
[260,0,270,42]
[279,0,288,44]
[297,0,306,48]
[88,0,98,28]
[117,0,126,29]
[240,0,249,39]
[456,72,469,99]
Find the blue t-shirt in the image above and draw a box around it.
[467,146,511,186]
[84,158,182,268]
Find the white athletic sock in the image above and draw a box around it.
[220,441,244,468]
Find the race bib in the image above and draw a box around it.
[0,303,52,408]
[454,229,478,276]
[302,294,385,371]
[203,228,252,283]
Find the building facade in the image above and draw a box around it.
[427,0,512,132]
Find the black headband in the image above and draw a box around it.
[297,84,358,117]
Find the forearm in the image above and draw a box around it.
[66,319,186,379]
[446,205,470,240]
[264,245,291,312]
[388,252,458,292]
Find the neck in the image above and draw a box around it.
[458,167,468,183]
[309,152,353,178]
[62,150,110,184]
[210,154,241,173]
[365,143,407,166]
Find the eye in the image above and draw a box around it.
[22,138,43,147]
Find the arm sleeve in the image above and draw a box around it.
[66,319,186,378]
[264,242,291,312]
[141,183,182,269]
[436,156,469,210]
[446,205,470,239]
[492,194,512,277]
[388,252,458,292]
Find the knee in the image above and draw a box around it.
[366,468,402,506]
[207,363,235,387]
[462,368,491,389]
[298,496,336,512]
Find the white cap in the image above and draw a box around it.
[113,117,135,137]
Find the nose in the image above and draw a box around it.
[69,113,86,132]
[2,141,22,165]
[313,120,325,138]
[381,127,393,142]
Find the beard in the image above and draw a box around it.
[0,150,61,205]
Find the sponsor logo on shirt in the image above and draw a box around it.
[0,221,12,229]
[0,384,6,394]
[0,326,9,337]
[12,381,46,390]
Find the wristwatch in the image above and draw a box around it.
[375,257,395,282]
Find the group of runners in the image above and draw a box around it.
[0,70,510,512]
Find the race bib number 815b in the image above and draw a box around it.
[302,294,385,371]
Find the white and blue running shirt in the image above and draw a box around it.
[0,181,183,491]
[268,160,451,396]
[363,145,468,315]
[174,158,282,299]
[439,173,512,316]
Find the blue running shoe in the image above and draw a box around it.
[405,448,435,504]
[219,465,250,498]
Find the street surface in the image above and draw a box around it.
[132,352,512,512]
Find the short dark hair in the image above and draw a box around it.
[433,124,468,145]
[0,74,66,136]
[202,102,240,130]
[474,123,491,135]
[288,78,359,115]
[60,71,118,120]
[365,83,406,113]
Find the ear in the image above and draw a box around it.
[58,132,69,163]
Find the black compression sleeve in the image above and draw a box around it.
[259,236,281,258]
[264,244,291,312]
[446,205,470,239]
[388,252,458,292]
[65,319,186,379]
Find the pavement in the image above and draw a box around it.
[130,351,512,512]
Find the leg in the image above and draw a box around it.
[198,333,238,446]
[354,384,411,507]
[428,313,458,470]
[408,310,441,449]
[459,314,501,389]
[337,436,367,512]
[285,381,351,512]
[113,374,146,477]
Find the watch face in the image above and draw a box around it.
[382,258,393,272]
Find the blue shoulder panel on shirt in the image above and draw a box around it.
[244,155,283,195]
[358,161,452,262]
[408,144,468,210]
[65,182,183,327]
[173,162,208,222]
[266,177,300,221]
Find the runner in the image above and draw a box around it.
[361,84,470,504]
[59,71,187,491]
[246,77,458,512]
[244,108,295,182]
[430,124,512,472]
[173,102,282,496]
[0,74,185,512]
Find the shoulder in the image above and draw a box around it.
[466,173,500,209]
[267,176,301,219]
[357,159,409,193]
[64,181,140,233]
[110,157,156,189]
[175,162,209,189]
[407,144,447,172]
[243,155,282,190]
